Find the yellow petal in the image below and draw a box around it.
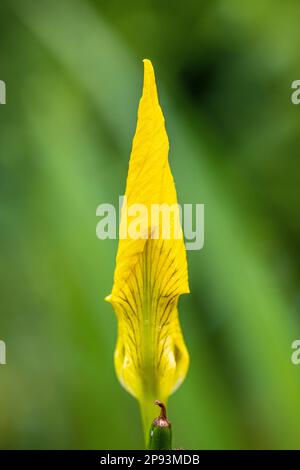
[106,59,189,428]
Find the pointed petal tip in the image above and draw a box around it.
[105,294,112,303]
[143,58,153,67]
[143,59,156,92]
[143,58,154,75]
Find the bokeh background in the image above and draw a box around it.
[1,0,300,449]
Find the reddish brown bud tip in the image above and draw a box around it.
[153,400,170,428]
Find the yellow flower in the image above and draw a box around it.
[106,59,189,433]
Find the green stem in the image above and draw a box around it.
[140,398,156,444]
[146,400,172,450]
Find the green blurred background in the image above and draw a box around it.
[1,0,300,449]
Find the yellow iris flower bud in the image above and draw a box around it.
[106,59,189,436]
